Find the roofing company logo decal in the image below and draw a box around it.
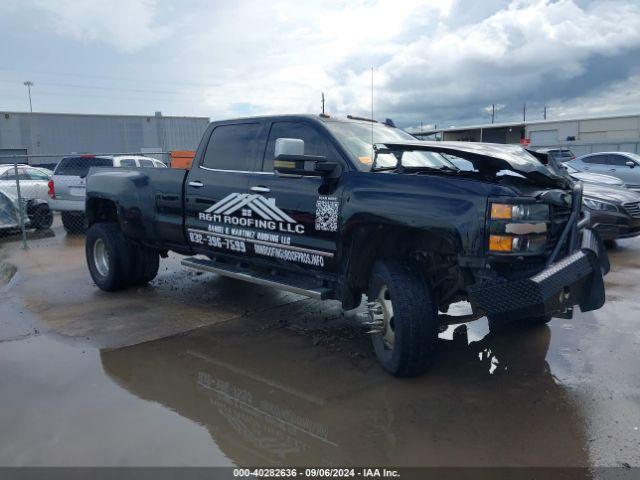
[200,192,304,234]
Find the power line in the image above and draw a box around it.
[0,79,310,102]
[0,67,221,88]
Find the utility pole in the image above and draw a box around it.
[23,81,33,113]
[491,104,495,124]
[24,81,34,160]
[523,103,526,122]
[321,92,325,115]
[543,105,547,120]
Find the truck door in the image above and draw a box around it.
[184,121,264,257]
[244,120,346,273]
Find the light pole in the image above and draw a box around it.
[23,81,34,112]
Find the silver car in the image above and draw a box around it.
[563,163,625,187]
[49,155,167,234]
[0,164,52,202]
[567,152,640,191]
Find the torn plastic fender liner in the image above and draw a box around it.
[468,228,608,320]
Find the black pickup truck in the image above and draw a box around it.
[84,114,609,376]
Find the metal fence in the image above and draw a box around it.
[0,152,170,250]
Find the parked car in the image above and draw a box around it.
[82,114,608,377]
[0,164,52,202]
[0,190,53,233]
[563,163,625,187]
[48,155,167,234]
[536,148,575,162]
[581,183,640,241]
[567,152,640,191]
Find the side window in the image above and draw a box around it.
[139,159,155,168]
[154,161,167,168]
[202,123,262,171]
[16,168,30,181]
[606,154,629,166]
[27,169,50,180]
[119,159,137,167]
[583,154,606,164]
[262,122,329,172]
[0,170,13,180]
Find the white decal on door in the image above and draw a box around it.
[199,192,304,234]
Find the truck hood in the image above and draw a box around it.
[376,140,569,187]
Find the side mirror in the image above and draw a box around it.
[625,160,636,168]
[273,138,339,177]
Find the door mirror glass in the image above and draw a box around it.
[273,138,336,177]
[626,160,636,168]
[274,138,305,158]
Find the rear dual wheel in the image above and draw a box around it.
[86,223,159,291]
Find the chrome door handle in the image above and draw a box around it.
[189,181,204,188]
[250,186,270,193]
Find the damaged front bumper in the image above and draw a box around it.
[469,228,609,320]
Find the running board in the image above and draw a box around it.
[181,257,333,300]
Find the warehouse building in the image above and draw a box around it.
[0,111,210,168]
[415,113,640,157]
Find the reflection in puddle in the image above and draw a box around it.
[101,319,589,467]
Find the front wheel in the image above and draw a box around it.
[367,261,438,377]
[86,223,132,291]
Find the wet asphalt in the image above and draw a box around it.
[0,220,639,468]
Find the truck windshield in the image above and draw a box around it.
[326,121,455,171]
[326,122,412,167]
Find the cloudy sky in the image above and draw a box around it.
[1,0,639,129]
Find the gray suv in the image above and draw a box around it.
[49,155,167,233]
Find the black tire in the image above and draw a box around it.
[367,261,438,377]
[85,223,132,291]
[61,211,87,234]
[128,244,160,286]
[32,204,53,230]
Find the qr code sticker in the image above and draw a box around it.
[315,196,339,232]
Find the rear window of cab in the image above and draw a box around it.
[55,157,112,176]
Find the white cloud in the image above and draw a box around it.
[29,0,171,53]
[351,0,640,119]
[2,0,639,124]
[550,74,640,119]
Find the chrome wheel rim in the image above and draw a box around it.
[377,285,395,349]
[93,238,110,277]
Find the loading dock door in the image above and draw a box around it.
[530,130,558,144]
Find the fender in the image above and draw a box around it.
[86,167,188,249]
